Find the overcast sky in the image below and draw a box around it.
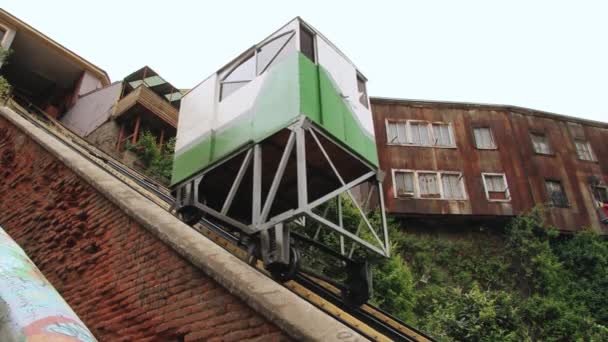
[4,1,607,121]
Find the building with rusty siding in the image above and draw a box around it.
[371,97,608,233]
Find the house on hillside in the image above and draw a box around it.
[371,98,608,233]
[0,9,180,181]
[0,9,109,117]
[60,66,182,171]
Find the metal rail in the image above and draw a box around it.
[6,102,433,342]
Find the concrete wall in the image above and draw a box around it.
[61,82,121,137]
[0,226,97,342]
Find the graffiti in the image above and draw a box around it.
[0,226,97,341]
[23,316,96,342]
[47,321,96,341]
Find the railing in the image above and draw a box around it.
[113,86,178,127]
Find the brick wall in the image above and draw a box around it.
[0,116,290,342]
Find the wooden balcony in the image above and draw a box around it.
[113,85,178,127]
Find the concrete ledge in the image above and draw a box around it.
[0,107,368,342]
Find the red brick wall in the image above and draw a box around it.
[0,116,290,342]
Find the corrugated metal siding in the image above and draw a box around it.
[372,99,608,233]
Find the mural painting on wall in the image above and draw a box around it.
[0,226,97,342]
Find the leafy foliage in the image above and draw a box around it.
[126,130,175,184]
[360,206,608,341]
[0,47,12,102]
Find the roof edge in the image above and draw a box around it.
[370,96,608,129]
[0,8,111,86]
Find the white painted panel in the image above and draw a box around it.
[0,23,16,69]
[0,24,16,50]
[176,74,217,152]
[215,72,267,128]
[316,36,375,137]
[61,82,121,136]
[78,71,104,96]
[260,18,299,45]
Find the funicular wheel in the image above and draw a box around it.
[177,205,204,225]
[341,261,371,307]
[266,246,300,282]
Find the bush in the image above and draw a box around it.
[367,208,608,341]
[126,130,175,184]
[0,47,12,102]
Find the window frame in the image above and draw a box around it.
[219,30,295,101]
[385,119,457,149]
[392,170,415,198]
[544,179,569,208]
[356,72,369,109]
[530,132,553,155]
[431,122,456,147]
[592,185,608,204]
[473,127,497,150]
[392,169,467,200]
[481,172,511,202]
[299,23,317,63]
[574,139,596,162]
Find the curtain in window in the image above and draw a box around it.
[433,124,452,146]
[395,172,414,195]
[474,128,495,149]
[411,123,430,145]
[442,174,463,199]
[485,175,506,192]
[418,173,439,195]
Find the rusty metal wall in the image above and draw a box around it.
[371,98,608,233]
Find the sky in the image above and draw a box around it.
[4,1,607,122]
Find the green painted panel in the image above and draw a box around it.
[298,54,321,124]
[171,136,213,185]
[211,113,254,163]
[251,53,301,141]
[171,51,379,186]
[316,66,378,166]
[317,67,346,142]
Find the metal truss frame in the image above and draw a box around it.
[174,118,390,258]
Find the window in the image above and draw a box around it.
[441,173,465,199]
[593,186,608,203]
[418,172,440,198]
[531,133,552,155]
[386,121,408,144]
[410,122,431,146]
[220,31,295,101]
[394,171,415,197]
[357,74,369,109]
[432,123,454,147]
[574,140,596,161]
[220,54,255,100]
[386,120,455,147]
[256,32,294,74]
[473,127,496,149]
[300,25,315,62]
[482,173,510,201]
[393,170,466,200]
[545,180,568,207]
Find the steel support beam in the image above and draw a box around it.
[221,149,252,215]
[260,132,295,223]
[252,144,262,226]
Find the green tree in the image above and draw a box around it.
[0,47,12,102]
[126,130,175,184]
